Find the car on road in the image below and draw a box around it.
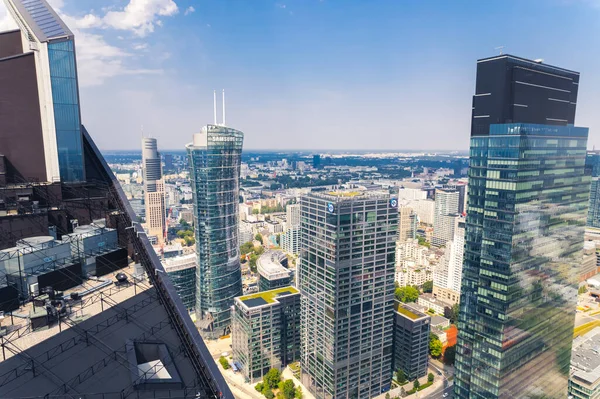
[443,393,449,398]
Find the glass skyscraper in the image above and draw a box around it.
[5,0,85,182]
[299,191,398,399]
[187,124,244,339]
[455,55,590,399]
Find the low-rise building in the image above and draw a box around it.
[232,287,301,382]
[418,293,453,315]
[432,285,460,305]
[430,315,450,330]
[393,302,430,381]
[569,327,600,399]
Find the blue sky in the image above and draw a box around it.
[1,0,599,151]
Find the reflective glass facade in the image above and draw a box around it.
[587,178,600,228]
[187,125,243,338]
[455,123,590,399]
[48,39,84,182]
[299,192,398,399]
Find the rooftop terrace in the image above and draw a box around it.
[238,286,299,309]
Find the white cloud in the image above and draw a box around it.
[133,43,148,50]
[184,6,195,16]
[0,3,17,31]
[102,0,178,37]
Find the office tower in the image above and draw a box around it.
[282,203,301,255]
[299,191,398,399]
[163,253,196,311]
[164,153,174,171]
[142,138,166,245]
[587,178,600,228]
[187,123,244,339]
[433,217,465,293]
[392,302,430,381]
[397,187,428,200]
[0,1,232,397]
[407,198,435,225]
[569,327,600,399]
[432,188,459,247]
[446,183,467,214]
[398,206,417,242]
[455,55,589,399]
[257,250,292,291]
[313,154,321,169]
[232,286,301,382]
[2,0,84,182]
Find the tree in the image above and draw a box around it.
[450,303,460,324]
[179,218,189,227]
[413,379,420,390]
[218,356,229,369]
[395,286,419,303]
[264,368,281,390]
[184,236,195,246]
[255,233,263,242]
[252,209,260,215]
[386,393,391,399]
[240,241,254,255]
[255,383,264,392]
[249,253,258,273]
[443,345,456,365]
[295,386,303,399]
[262,387,274,399]
[281,379,296,399]
[428,373,434,383]
[579,285,588,295]
[396,369,407,384]
[429,337,443,358]
[422,280,433,293]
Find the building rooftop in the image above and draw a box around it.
[571,327,600,386]
[162,253,196,273]
[4,0,73,42]
[430,315,450,326]
[237,286,299,309]
[257,250,290,281]
[394,301,428,320]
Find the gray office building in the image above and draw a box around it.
[232,287,301,382]
[187,124,244,339]
[299,191,398,399]
[392,302,430,381]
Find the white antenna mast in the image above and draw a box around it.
[495,46,505,55]
[213,90,217,125]
[141,124,144,138]
[222,89,226,126]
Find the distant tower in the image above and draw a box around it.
[142,137,166,245]
[187,92,244,339]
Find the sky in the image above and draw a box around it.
[1,0,600,151]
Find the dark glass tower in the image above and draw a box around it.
[187,125,244,339]
[455,55,590,399]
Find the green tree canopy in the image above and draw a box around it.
[429,337,443,358]
[395,286,419,303]
[264,368,281,389]
[428,372,434,383]
[422,280,433,293]
[281,379,296,399]
[443,345,456,365]
[396,369,407,384]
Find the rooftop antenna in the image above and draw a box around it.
[213,90,217,125]
[222,89,226,126]
[141,124,144,138]
[495,46,505,55]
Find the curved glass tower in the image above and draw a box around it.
[187,124,244,339]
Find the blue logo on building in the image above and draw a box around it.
[390,198,398,208]
[327,202,335,213]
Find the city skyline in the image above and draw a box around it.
[1,0,599,151]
